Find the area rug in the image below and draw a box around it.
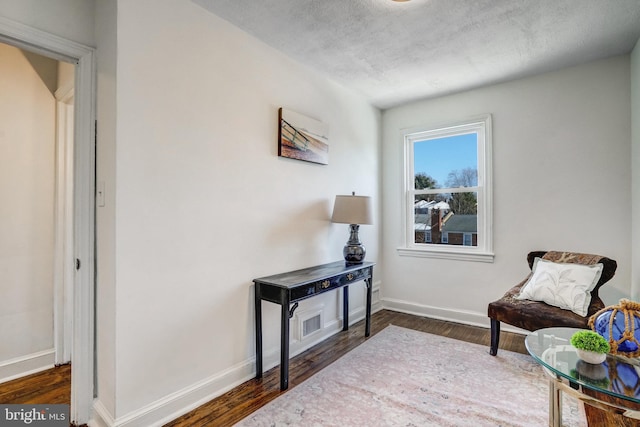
[235,325,586,427]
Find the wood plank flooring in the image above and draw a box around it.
[0,310,527,426]
[0,363,70,404]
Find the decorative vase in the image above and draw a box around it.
[576,349,607,364]
[590,299,640,357]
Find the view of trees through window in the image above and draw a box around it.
[414,168,478,215]
[412,133,479,246]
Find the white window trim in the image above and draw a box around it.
[398,115,494,263]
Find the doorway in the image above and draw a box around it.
[0,17,96,426]
[0,42,73,379]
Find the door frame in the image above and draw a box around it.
[0,16,96,425]
[54,84,74,365]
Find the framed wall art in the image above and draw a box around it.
[278,108,329,165]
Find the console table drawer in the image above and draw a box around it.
[290,283,317,300]
[315,268,371,292]
[289,267,372,301]
[317,268,368,290]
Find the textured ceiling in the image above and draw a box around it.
[194,0,640,109]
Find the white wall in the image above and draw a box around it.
[57,61,74,90]
[94,0,117,418]
[0,43,56,379]
[94,0,380,423]
[382,56,631,327]
[632,40,640,300]
[0,0,95,47]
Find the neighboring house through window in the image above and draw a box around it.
[398,115,493,262]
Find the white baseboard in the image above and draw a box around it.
[90,297,381,427]
[92,355,256,427]
[0,349,55,384]
[371,286,382,313]
[381,297,527,335]
[90,401,113,427]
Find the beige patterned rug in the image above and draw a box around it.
[235,325,586,426]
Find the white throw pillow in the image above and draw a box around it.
[516,258,604,316]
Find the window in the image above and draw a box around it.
[398,115,493,262]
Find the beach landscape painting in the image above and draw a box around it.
[278,108,329,165]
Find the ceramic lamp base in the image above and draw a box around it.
[343,224,366,265]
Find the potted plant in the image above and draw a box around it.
[570,330,610,364]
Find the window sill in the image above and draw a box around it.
[397,247,494,263]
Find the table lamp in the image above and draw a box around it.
[331,192,373,265]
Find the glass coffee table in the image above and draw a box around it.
[526,327,640,427]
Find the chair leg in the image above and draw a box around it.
[490,319,500,356]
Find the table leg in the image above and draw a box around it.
[365,277,372,337]
[280,297,290,390]
[254,283,262,378]
[343,286,349,331]
[550,379,562,427]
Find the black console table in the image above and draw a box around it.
[253,261,374,390]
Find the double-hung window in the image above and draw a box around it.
[399,115,493,262]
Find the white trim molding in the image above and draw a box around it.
[91,361,255,427]
[54,86,75,366]
[0,349,56,385]
[397,247,494,263]
[71,38,97,427]
[382,297,489,328]
[381,297,526,335]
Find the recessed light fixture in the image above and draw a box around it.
[392,0,411,2]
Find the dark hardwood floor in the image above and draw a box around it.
[0,362,70,404]
[0,310,527,426]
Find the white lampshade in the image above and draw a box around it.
[331,194,373,225]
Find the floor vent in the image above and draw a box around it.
[302,314,322,338]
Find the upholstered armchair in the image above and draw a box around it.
[487,250,617,356]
